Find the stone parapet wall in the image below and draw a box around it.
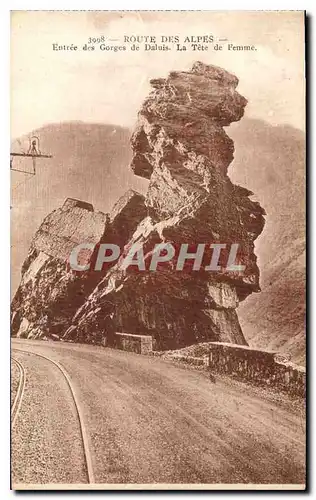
[114,332,153,355]
[208,342,305,397]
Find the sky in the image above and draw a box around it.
[11,11,305,139]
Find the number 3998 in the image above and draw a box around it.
[88,36,105,44]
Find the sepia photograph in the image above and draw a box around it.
[10,10,306,490]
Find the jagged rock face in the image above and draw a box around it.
[11,193,147,340]
[12,62,265,349]
[11,198,107,339]
[128,62,264,296]
[131,62,246,181]
[67,62,265,349]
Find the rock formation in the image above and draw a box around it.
[11,62,265,350]
[11,198,107,339]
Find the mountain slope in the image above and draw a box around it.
[228,119,305,365]
[11,122,148,293]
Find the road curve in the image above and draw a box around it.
[12,339,306,486]
[11,349,89,485]
[13,348,95,483]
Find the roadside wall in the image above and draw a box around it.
[114,332,153,355]
[208,342,305,397]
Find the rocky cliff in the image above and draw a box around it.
[11,62,265,350]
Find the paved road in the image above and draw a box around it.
[12,339,306,486]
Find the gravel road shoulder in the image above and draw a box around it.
[11,350,88,485]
